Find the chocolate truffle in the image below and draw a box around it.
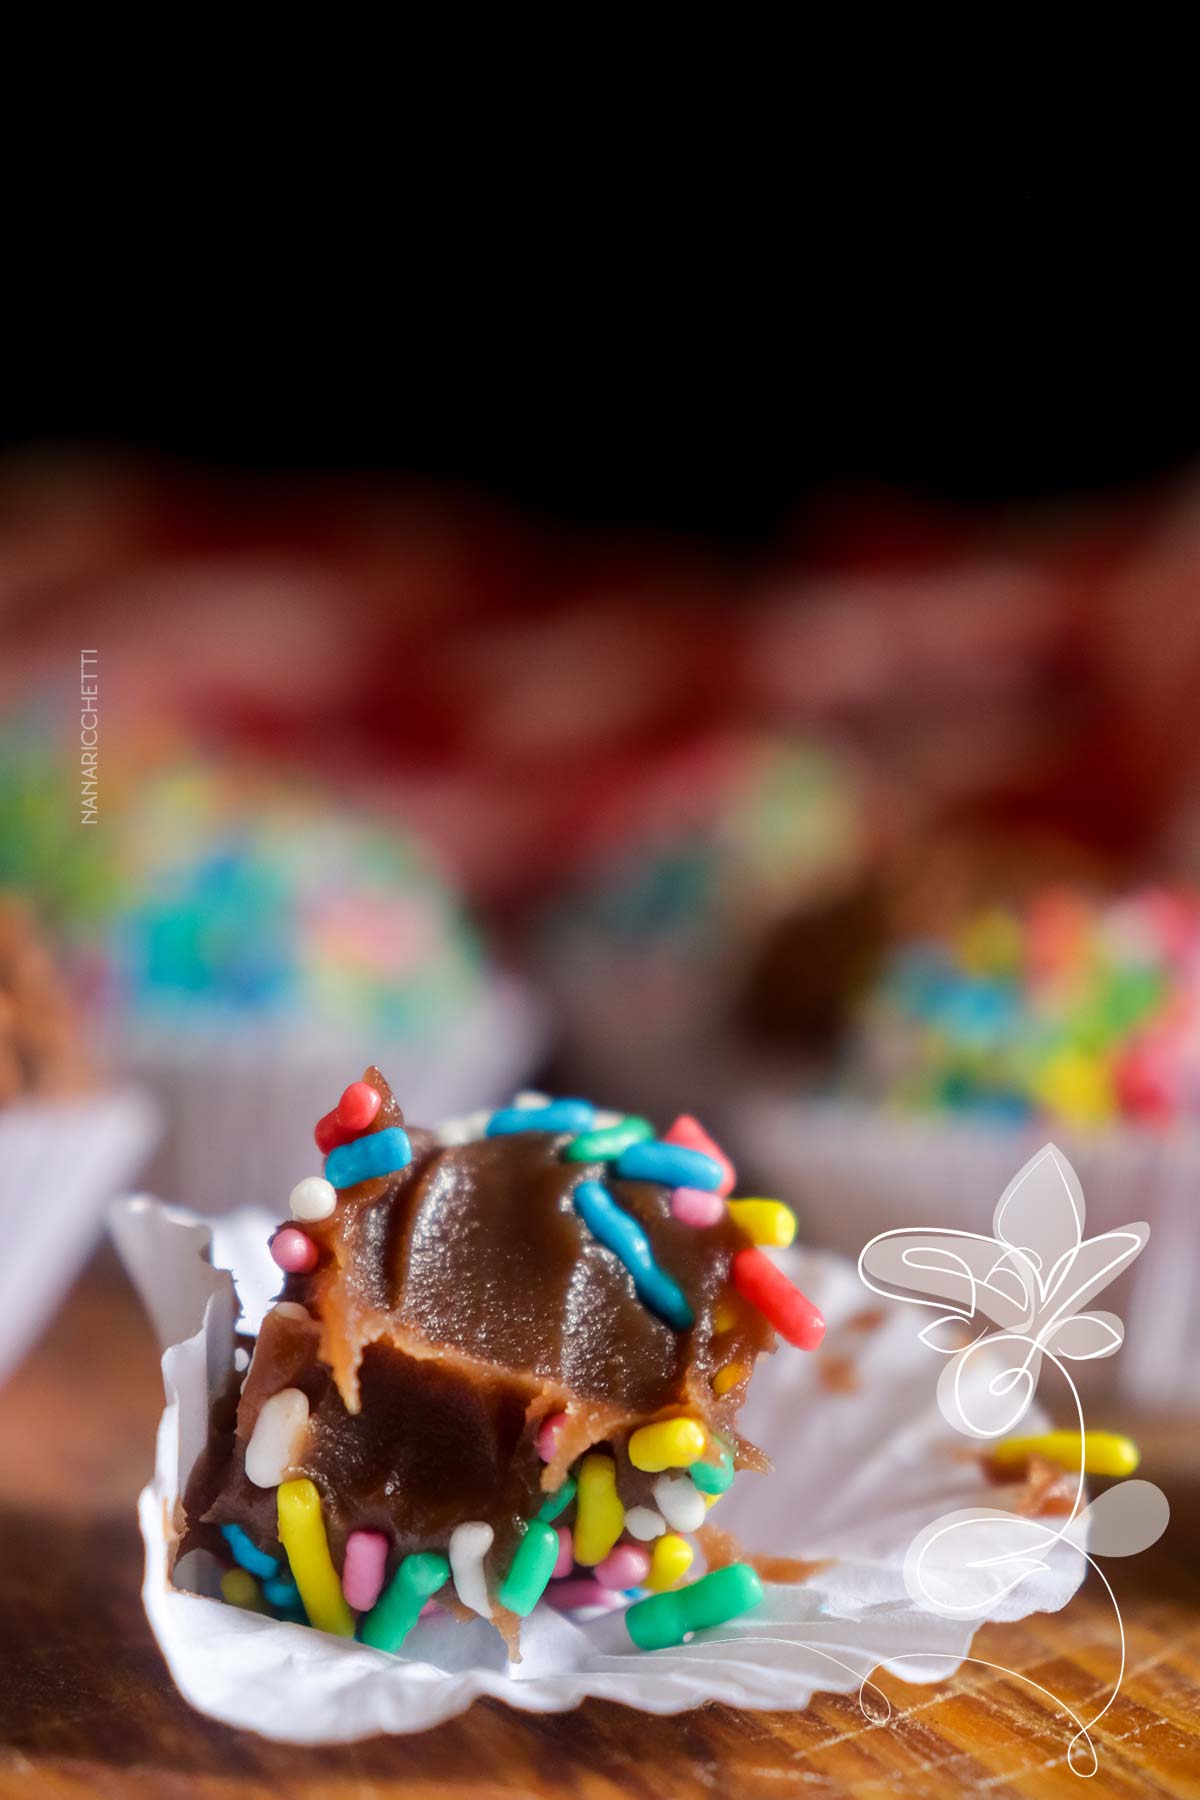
[188,1071,824,1655]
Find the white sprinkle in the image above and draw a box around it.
[449,1520,495,1618]
[290,1176,337,1221]
[624,1505,667,1541]
[435,1108,492,1146]
[513,1090,551,1110]
[652,1474,707,1533]
[245,1387,310,1488]
[271,1302,311,1323]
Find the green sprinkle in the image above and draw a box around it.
[563,1117,654,1163]
[360,1551,449,1654]
[498,1520,559,1617]
[536,1475,577,1522]
[690,1443,734,1495]
[625,1562,764,1651]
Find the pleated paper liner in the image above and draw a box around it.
[106,971,546,1216]
[115,1200,1084,1741]
[734,1094,1197,1410]
[0,1085,159,1381]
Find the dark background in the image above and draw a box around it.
[7,207,1197,540]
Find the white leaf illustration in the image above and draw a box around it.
[1039,1310,1124,1360]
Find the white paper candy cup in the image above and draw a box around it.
[114,1198,1085,1742]
[0,1086,159,1382]
[735,1094,1200,1410]
[108,971,546,1216]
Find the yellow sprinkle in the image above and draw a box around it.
[713,1297,740,1333]
[573,1452,625,1566]
[703,1492,722,1511]
[645,1533,694,1591]
[712,1362,749,1397]
[992,1431,1139,1478]
[628,1418,707,1472]
[727,1200,797,1249]
[277,1478,355,1636]
[220,1567,266,1613]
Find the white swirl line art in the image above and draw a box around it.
[857,1142,1169,1779]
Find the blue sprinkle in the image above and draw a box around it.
[262,1573,302,1610]
[487,1099,596,1137]
[615,1141,723,1191]
[325,1126,412,1189]
[221,1523,280,1580]
[573,1179,693,1331]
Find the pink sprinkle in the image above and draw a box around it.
[418,1600,441,1619]
[536,1411,568,1462]
[551,1525,574,1579]
[594,1544,651,1589]
[665,1115,735,1197]
[672,1186,725,1228]
[341,1529,389,1611]
[546,1578,627,1611]
[270,1227,319,1274]
[337,1080,382,1132]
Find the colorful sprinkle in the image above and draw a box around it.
[563,1116,654,1162]
[536,1411,568,1463]
[336,1080,381,1132]
[361,1550,450,1653]
[644,1533,694,1591]
[713,1296,743,1333]
[220,1523,280,1579]
[487,1098,596,1137]
[245,1387,310,1488]
[626,1562,763,1649]
[262,1572,304,1616]
[325,1126,412,1190]
[551,1525,574,1578]
[624,1505,667,1541]
[449,1520,494,1619]
[727,1199,797,1248]
[536,1475,577,1523]
[690,1442,734,1495]
[269,1227,319,1274]
[595,1544,651,1589]
[314,1108,350,1154]
[289,1176,338,1222]
[220,1567,267,1613]
[573,1452,626,1566]
[732,1247,825,1349]
[498,1520,559,1617]
[712,1362,749,1396]
[341,1528,389,1612]
[276,1479,355,1637]
[671,1186,725,1228]
[652,1473,707,1532]
[546,1578,627,1611]
[991,1430,1140,1477]
[615,1141,723,1191]
[627,1418,707,1472]
[573,1180,693,1331]
[663,1115,736,1196]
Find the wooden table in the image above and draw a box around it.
[1,1249,1198,1799]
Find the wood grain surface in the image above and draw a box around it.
[1,1248,1198,1799]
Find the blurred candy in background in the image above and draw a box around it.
[3,451,1200,1398]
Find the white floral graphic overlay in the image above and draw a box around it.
[858,1144,1169,1778]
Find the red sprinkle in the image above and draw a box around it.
[732,1248,825,1350]
[270,1227,319,1274]
[314,1108,350,1153]
[664,1114,735,1197]
[337,1081,382,1132]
